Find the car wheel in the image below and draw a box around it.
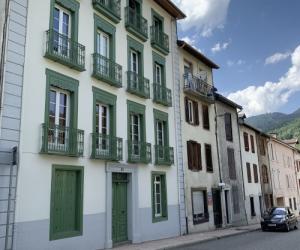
[286,223,290,232]
[294,222,298,230]
[261,226,266,231]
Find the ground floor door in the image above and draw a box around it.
[112,173,128,244]
[225,190,230,224]
[276,197,284,207]
[212,189,223,227]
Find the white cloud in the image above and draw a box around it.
[172,0,231,37]
[227,45,300,116]
[226,59,245,67]
[211,42,229,53]
[181,36,203,52]
[265,52,291,65]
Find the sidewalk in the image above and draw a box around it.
[113,224,261,250]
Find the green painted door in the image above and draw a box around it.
[112,173,128,243]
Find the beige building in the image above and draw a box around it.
[177,40,223,233]
[268,136,298,212]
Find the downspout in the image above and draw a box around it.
[236,114,249,225]
[0,0,10,113]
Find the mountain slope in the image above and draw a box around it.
[246,108,300,132]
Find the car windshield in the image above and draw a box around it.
[269,208,287,215]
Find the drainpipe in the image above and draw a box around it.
[236,112,249,225]
[0,0,10,113]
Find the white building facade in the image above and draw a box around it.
[13,0,186,249]
[239,122,262,224]
[177,40,223,233]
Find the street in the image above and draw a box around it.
[172,229,300,250]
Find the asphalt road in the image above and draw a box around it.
[172,229,300,250]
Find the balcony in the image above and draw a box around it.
[150,26,169,55]
[45,29,85,71]
[127,71,150,99]
[153,83,172,107]
[183,73,215,103]
[125,6,148,42]
[40,124,84,157]
[155,145,174,166]
[128,141,152,164]
[92,53,122,88]
[92,0,121,23]
[91,133,123,161]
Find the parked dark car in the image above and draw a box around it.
[261,207,298,232]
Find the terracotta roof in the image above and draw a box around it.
[153,0,186,19]
[177,40,220,69]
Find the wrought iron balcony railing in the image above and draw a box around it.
[183,73,215,103]
[40,124,84,157]
[127,71,150,99]
[153,83,172,107]
[127,141,151,164]
[155,145,174,166]
[45,29,85,71]
[92,53,122,87]
[125,6,148,41]
[150,26,169,55]
[91,133,123,161]
[92,0,121,23]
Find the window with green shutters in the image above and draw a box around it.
[127,100,151,163]
[152,52,172,106]
[92,14,122,88]
[50,165,83,240]
[127,36,150,99]
[91,87,122,161]
[45,0,85,71]
[153,109,173,165]
[40,69,84,157]
[152,172,168,222]
[150,9,169,55]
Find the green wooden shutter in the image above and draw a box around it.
[161,174,168,218]
[151,174,155,219]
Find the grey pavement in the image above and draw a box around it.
[172,228,300,250]
[113,224,260,250]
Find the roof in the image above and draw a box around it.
[215,93,242,109]
[153,0,186,20]
[282,138,299,145]
[177,40,220,69]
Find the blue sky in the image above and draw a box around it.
[173,0,300,117]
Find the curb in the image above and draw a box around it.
[159,228,261,250]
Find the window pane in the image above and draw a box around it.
[53,8,60,32]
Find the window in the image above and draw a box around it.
[192,189,208,224]
[286,175,290,188]
[185,97,199,125]
[41,69,82,156]
[262,165,269,183]
[289,198,293,209]
[250,197,256,217]
[202,104,210,130]
[232,186,240,214]
[293,198,297,210]
[53,5,71,55]
[187,141,202,171]
[250,135,255,153]
[155,63,162,85]
[246,163,252,183]
[130,114,141,156]
[224,113,233,141]
[48,88,70,146]
[227,148,236,180]
[152,172,167,222]
[253,164,259,183]
[95,103,109,151]
[50,165,83,240]
[243,132,249,152]
[259,138,266,155]
[205,144,213,172]
[270,143,274,160]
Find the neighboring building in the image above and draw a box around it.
[177,40,223,233]
[294,149,300,213]
[215,94,247,227]
[239,119,262,225]
[0,0,28,249]
[256,133,273,211]
[268,135,299,213]
[14,0,186,249]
